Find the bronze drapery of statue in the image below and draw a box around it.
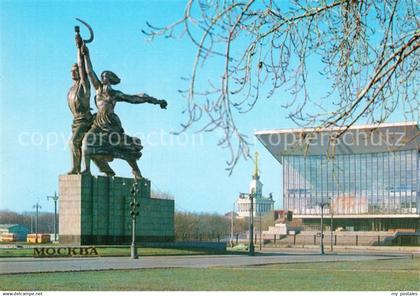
[79,42,167,180]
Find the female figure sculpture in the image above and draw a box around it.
[80,43,167,180]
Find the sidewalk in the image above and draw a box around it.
[0,252,412,275]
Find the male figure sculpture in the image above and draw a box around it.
[80,43,167,180]
[67,32,93,174]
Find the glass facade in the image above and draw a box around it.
[283,149,419,215]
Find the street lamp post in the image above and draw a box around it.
[248,192,255,256]
[47,192,59,242]
[259,210,262,250]
[318,201,329,255]
[230,202,235,247]
[330,200,334,252]
[130,181,140,259]
[33,202,41,243]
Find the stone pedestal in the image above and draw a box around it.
[59,174,174,245]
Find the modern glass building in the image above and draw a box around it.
[256,122,420,231]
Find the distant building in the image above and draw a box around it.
[27,233,51,244]
[224,211,239,219]
[0,224,29,241]
[236,152,275,218]
[256,121,420,231]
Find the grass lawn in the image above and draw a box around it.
[1,258,419,291]
[0,247,235,257]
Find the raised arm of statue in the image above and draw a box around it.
[82,44,101,90]
[77,45,90,94]
[115,91,168,109]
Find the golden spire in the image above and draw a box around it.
[254,151,259,177]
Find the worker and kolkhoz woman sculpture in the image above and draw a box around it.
[67,19,167,180]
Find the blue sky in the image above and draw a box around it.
[0,0,288,214]
[0,0,407,214]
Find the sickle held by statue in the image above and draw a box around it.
[75,18,94,43]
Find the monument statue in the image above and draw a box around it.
[68,19,167,180]
[59,19,174,245]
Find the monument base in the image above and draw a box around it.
[59,174,174,245]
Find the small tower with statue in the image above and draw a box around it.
[236,152,275,218]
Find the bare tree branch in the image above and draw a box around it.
[144,0,420,173]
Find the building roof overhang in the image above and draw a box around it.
[255,122,420,163]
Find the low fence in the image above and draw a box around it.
[272,234,385,246]
[140,241,226,250]
[177,233,398,247]
[175,234,232,243]
[261,233,419,247]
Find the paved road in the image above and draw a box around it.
[0,252,411,274]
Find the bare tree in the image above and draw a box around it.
[175,211,230,241]
[143,0,419,173]
[0,210,56,233]
[151,190,175,200]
